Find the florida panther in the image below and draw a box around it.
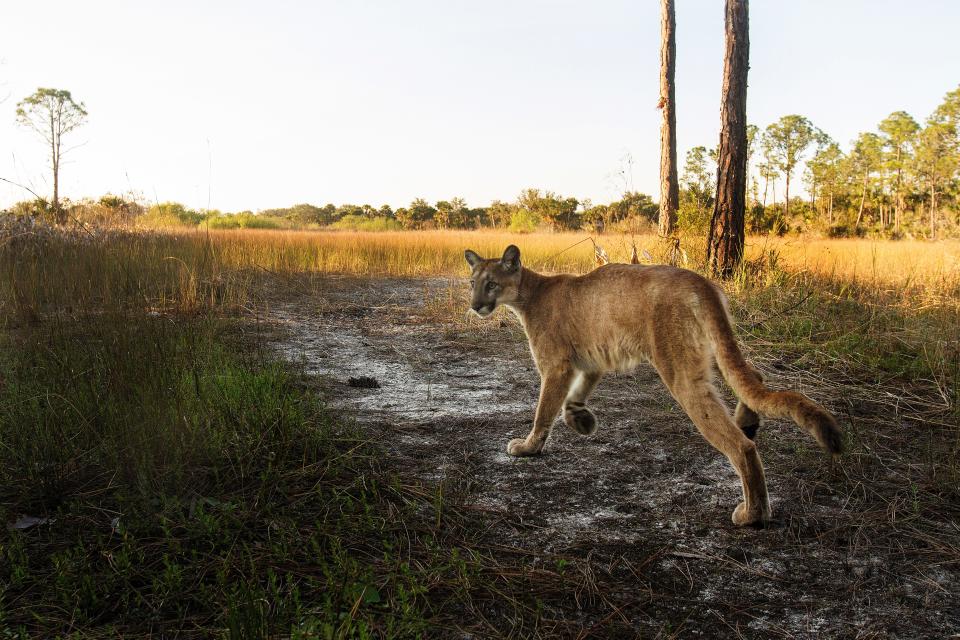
[465,245,841,526]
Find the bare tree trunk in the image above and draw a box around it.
[784,171,790,220]
[52,150,59,218]
[879,170,886,228]
[707,0,749,278]
[930,185,937,240]
[855,173,867,228]
[828,190,833,224]
[810,178,817,218]
[657,0,679,238]
[53,153,64,224]
[51,111,67,225]
[49,111,61,223]
[895,147,902,232]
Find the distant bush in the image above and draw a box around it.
[9,195,146,227]
[607,216,657,235]
[140,202,205,228]
[508,208,540,233]
[201,215,242,229]
[202,212,284,230]
[137,204,292,230]
[747,204,780,234]
[826,224,867,238]
[70,195,145,227]
[242,214,285,229]
[677,201,710,232]
[261,203,338,226]
[9,198,55,221]
[329,215,402,232]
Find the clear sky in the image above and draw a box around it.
[1,1,958,212]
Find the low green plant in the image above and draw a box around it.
[0,314,444,636]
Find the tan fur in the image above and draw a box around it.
[465,245,842,527]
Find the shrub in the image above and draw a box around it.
[70,195,145,227]
[826,224,867,238]
[330,215,403,232]
[201,212,285,230]
[508,208,540,233]
[202,214,241,229]
[607,216,657,235]
[9,198,56,221]
[677,201,710,232]
[140,202,204,228]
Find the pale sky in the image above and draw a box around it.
[1,1,958,212]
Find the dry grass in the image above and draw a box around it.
[3,225,956,404]
[744,236,960,301]
[6,223,957,303]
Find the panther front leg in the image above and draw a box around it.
[507,367,574,456]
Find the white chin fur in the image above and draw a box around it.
[472,307,494,318]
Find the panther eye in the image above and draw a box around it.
[469,279,475,287]
[486,281,498,292]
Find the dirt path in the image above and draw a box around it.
[265,276,958,638]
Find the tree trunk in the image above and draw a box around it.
[52,152,60,221]
[657,0,679,238]
[895,147,902,232]
[50,110,63,224]
[879,169,886,228]
[855,173,867,228]
[707,0,749,278]
[810,178,817,218]
[784,171,791,220]
[930,185,937,239]
[54,115,68,225]
[828,190,833,224]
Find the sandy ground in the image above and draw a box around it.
[264,275,959,639]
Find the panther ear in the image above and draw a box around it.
[464,249,483,268]
[500,245,521,273]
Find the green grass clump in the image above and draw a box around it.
[0,317,463,637]
[0,311,603,638]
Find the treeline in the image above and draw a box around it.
[683,85,960,238]
[7,85,958,238]
[6,189,660,234]
[245,190,658,233]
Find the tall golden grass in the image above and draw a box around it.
[205,228,960,295]
[2,226,956,411]
[4,226,958,312]
[747,236,960,301]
